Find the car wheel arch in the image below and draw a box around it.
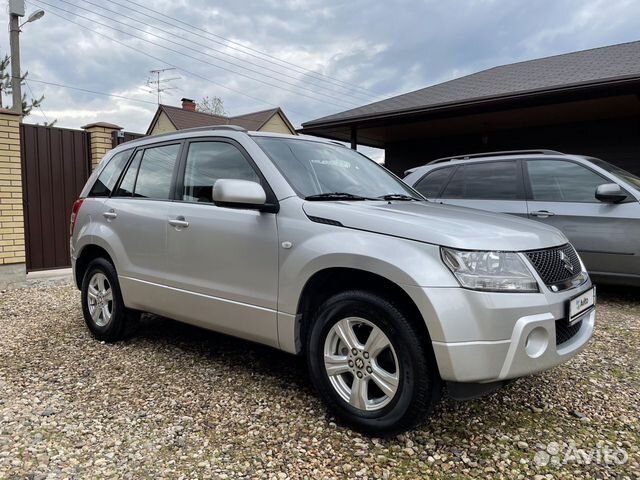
[74,244,116,289]
[294,267,435,358]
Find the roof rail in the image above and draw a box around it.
[183,125,247,133]
[124,125,248,146]
[427,149,563,165]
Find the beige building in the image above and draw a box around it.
[147,98,297,136]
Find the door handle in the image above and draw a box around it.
[169,217,189,229]
[103,210,117,220]
[530,210,555,218]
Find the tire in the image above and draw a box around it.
[307,290,441,435]
[81,258,139,342]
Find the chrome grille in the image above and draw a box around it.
[525,244,581,286]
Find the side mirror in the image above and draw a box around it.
[595,183,627,203]
[213,179,267,209]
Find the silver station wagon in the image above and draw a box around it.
[70,128,595,434]
[404,150,640,286]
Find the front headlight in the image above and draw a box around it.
[441,248,539,292]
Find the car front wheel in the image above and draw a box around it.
[307,290,441,435]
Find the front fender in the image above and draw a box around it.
[277,228,457,316]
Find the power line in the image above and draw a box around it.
[26,2,312,119]
[103,0,385,100]
[27,78,159,105]
[79,0,379,104]
[39,0,360,110]
[25,80,51,124]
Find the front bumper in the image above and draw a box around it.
[407,282,595,383]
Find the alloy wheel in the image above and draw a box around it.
[86,272,113,327]
[323,317,400,411]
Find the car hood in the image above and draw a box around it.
[302,200,567,251]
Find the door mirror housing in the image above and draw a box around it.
[213,179,276,211]
[595,183,627,203]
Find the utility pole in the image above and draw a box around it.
[9,0,24,114]
[147,68,180,104]
[7,1,45,115]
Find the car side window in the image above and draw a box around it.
[413,167,453,198]
[441,161,521,200]
[133,144,181,200]
[527,160,607,202]
[88,150,131,197]
[114,150,142,197]
[182,141,260,203]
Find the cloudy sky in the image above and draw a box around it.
[2,0,640,160]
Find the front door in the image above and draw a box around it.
[524,159,640,278]
[164,139,280,347]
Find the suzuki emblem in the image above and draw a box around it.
[559,251,574,273]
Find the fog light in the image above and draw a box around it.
[525,327,548,358]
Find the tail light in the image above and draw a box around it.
[70,198,85,236]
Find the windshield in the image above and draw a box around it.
[587,157,640,190]
[254,136,423,200]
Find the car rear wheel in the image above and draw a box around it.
[81,258,139,342]
[307,290,441,435]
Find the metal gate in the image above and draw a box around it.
[21,124,91,271]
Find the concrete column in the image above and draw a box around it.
[0,108,25,289]
[82,122,123,170]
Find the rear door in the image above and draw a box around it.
[104,142,182,290]
[437,160,528,217]
[524,159,640,277]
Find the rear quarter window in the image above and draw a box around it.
[88,150,132,197]
[413,167,454,197]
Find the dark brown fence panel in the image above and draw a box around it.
[21,124,91,271]
[112,130,144,148]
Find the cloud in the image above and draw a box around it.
[2,0,638,148]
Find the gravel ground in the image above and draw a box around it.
[0,281,638,479]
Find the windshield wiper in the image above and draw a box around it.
[305,192,373,201]
[378,194,420,201]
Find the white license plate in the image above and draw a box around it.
[568,287,595,324]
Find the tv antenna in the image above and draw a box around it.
[147,68,181,104]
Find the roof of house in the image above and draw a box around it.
[147,105,295,134]
[302,40,640,128]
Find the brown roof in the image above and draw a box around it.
[147,105,294,134]
[302,40,640,129]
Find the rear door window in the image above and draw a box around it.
[413,167,454,197]
[88,150,131,197]
[133,144,181,200]
[441,161,521,200]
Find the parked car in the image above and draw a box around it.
[70,131,595,434]
[404,150,640,287]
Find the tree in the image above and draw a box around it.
[197,95,226,116]
[0,53,54,124]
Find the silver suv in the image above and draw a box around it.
[404,150,640,286]
[70,128,595,434]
